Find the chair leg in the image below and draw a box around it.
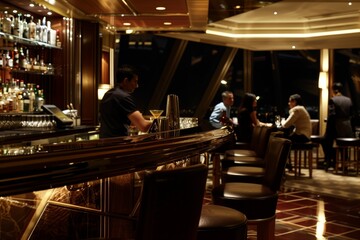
[250,216,275,240]
[308,149,313,178]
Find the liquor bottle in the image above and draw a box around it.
[5,51,13,68]
[28,16,36,40]
[56,29,61,47]
[35,19,41,41]
[2,13,11,34]
[29,83,35,112]
[19,47,26,70]
[35,87,45,111]
[17,80,25,112]
[22,18,29,39]
[25,49,31,71]
[0,93,4,113]
[46,20,52,44]
[41,17,47,43]
[22,83,30,112]
[13,15,20,36]
[13,43,19,69]
[13,14,23,37]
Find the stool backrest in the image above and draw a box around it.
[254,125,276,157]
[249,125,263,150]
[136,164,208,240]
[262,137,291,192]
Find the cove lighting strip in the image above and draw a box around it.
[206,28,360,38]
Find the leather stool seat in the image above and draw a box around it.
[222,166,265,183]
[212,183,278,219]
[335,138,360,175]
[197,205,247,240]
[336,138,360,147]
[222,155,265,169]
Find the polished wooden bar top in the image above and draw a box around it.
[0,125,97,145]
[0,128,234,196]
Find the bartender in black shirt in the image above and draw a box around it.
[99,65,151,138]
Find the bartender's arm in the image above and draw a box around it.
[128,111,152,132]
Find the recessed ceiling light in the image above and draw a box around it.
[164,22,172,25]
[156,6,166,11]
[273,11,278,15]
[123,22,131,26]
[29,3,35,7]
[234,5,241,9]
[348,2,352,6]
[47,11,52,15]
[292,45,296,49]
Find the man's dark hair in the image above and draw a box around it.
[116,65,138,84]
[289,94,303,106]
[332,82,343,93]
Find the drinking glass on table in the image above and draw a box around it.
[275,115,281,128]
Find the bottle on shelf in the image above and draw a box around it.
[13,14,23,38]
[2,13,12,34]
[35,19,41,41]
[41,17,48,43]
[0,93,5,113]
[25,48,31,71]
[0,50,3,67]
[19,47,26,70]
[17,80,25,113]
[5,50,13,68]
[29,83,35,112]
[22,18,29,39]
[22,83,30,113]
[35,86,45,112]
[28,16,36,40]
[13,42,19,69]
[56,29,61,47]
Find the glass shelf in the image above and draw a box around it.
[0,32,61,50]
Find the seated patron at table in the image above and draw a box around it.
[235,92,270,143]
[209,91,234,128]
[281,94,312,143]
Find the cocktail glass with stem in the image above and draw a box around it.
[149,110,163,138]
[150,109,163,119]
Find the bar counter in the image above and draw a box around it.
[0,125,97,145]
[0,127,234,239]
[0,127,234,197]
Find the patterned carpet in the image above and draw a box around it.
[283,169,360,199]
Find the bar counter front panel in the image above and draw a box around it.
[0,127,234,239]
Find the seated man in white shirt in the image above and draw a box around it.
[209,91,234,128]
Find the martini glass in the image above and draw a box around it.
[149,109,163,119]
[149,110,163,138]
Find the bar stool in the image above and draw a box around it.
[197,205,247,240]
[335,138,360,175]
[291,142,314,178]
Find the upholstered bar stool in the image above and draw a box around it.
[335,138,360,175]
[212,138,291,240]
[197,205,247,240]
[291,142,314,178]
